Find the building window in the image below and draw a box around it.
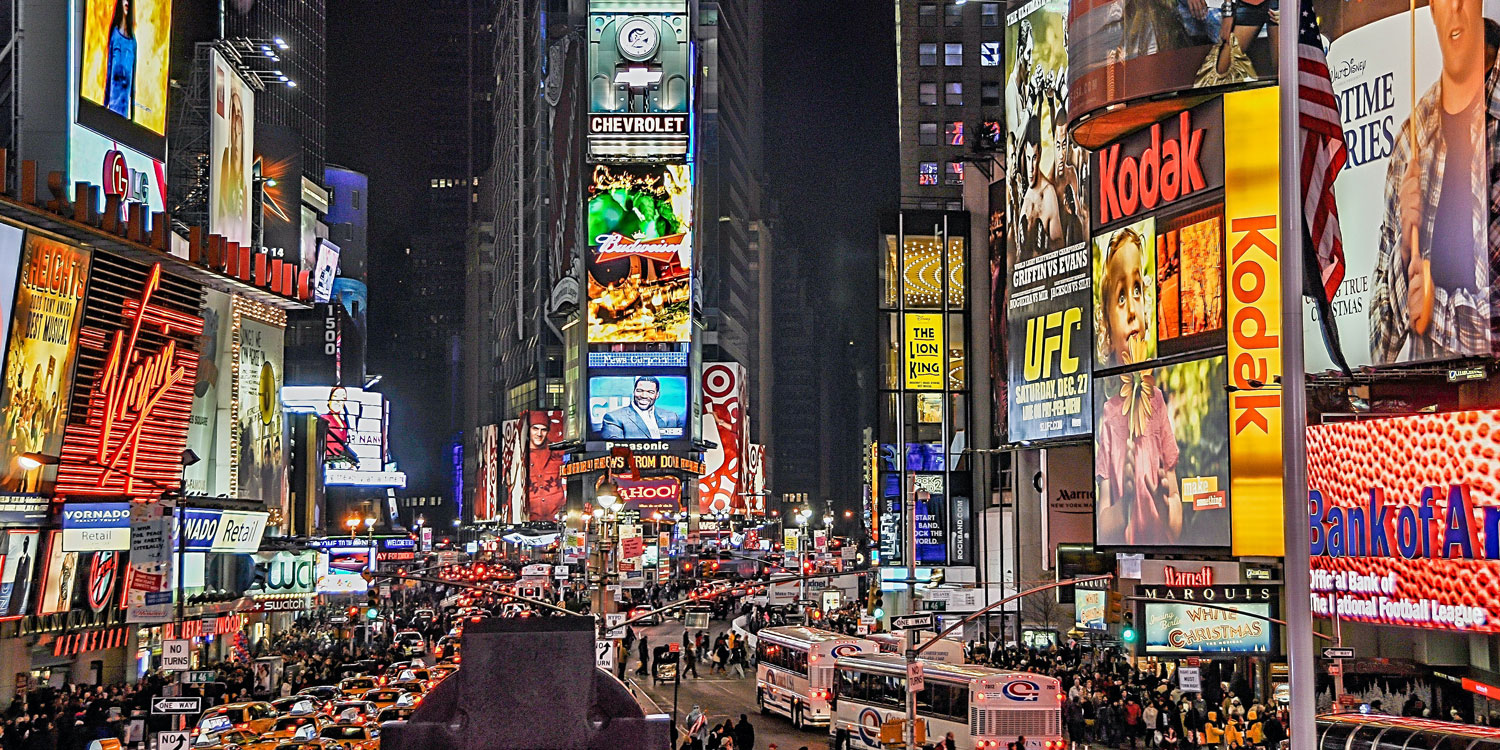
[945,81,963,106]
[919,82,938,105]
[981,81,1001,106]
[945,3,964,25]
[945,161,965,185]
[919,162,939,186]
[946,121,965,146]
[352,190,362,209]
[982,2,1001,26]
[944,43,963,65]
[918,3,939,26]
[919,43,938,66]
[919,122,939,145]
[980,41,1001,66]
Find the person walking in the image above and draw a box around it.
[637,635,651,676]
[734,714,755,750]
[684,644,700,678]
[729,643,748,679]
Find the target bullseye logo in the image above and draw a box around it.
[1001,680,1041,702]
[703,364,736,399]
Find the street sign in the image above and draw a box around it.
[669,642,680,653]
[1328,665,1343,676]
[379,584,391,599]
[1177,666,1201,692]
[155,731,191,750]
[329,615,349,624]
[161,640,190,671]
[595,640,616,671]
[150,697,201,715]
[907,661,924,692]
[604,613,627,639]
[145,591,173,606]
[856,623,870,635]
[1323,646,1356,660]
[891,613,936,631]
[684,611,710,630]
[180,671,216,685]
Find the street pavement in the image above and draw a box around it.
[631,617,830,750]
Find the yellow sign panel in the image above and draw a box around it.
[904,313,944,390]
[1223,87,1283,557]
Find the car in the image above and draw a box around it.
[628,606,659,625]
[389,680,425,697]
[375,706,416,723]
[412,608,436,624]
[394,630,426,655]
[270,697,321,716]
[427,664,457,683]
[297,686,340,703]
[325,701,379,725]
[193,729,266,749]
[196,702,279,735]
[359,688,406,711]
[396,668,430,683]
[318,723,381,750]
[336,676,377,699]
[265,714,325,742]
[433,635,460,660]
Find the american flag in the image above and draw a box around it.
[1298,3,1348,300]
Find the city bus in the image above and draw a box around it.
[1315,712,1500,749]
[755,626,879,729]
[831,653,1064,750]
[867,632,967,664]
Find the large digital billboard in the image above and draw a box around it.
[586,1,691,159]
[234,312,287,512]
[1004,0,1092,442]
[699,363,745,514]
[523,410,566,521]
[473,424,499,522]
[0,235,90,494]
[1142,597,1274,654]
[185,291,230,496]
[1308,409,1500,634]
[0,529,38,616]
[585,163,692,343]
[77,0,172,160]
[1302,0,1499,371]
[500,418,524,523]
[256,125,303,268]
[283,386,403,487]
[1094,355,1230,547]
[210,48,256,248]
[588,375,689,442]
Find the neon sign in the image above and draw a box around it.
[55,263,204,498]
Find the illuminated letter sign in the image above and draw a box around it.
[1093,100,1225,227]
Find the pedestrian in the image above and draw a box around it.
[943,731,957,750]
[730,643,748,679]
[734,714,754,750]
[687,705,709,749]
[637,635,651,676]
[684,645,700,678]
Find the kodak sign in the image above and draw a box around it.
[1222,88,1283,557]
[1092,99,1225,228]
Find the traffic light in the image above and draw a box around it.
[1106,590,1125,624]
[867,585,884,617]
[346,606,358,620]
[1121,612,1138,644]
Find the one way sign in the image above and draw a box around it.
[890,613,936,631]
[151,697,202,715]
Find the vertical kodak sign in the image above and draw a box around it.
[1223,87,1283,556]
[904,313,945,390]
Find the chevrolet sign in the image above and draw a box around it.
[589,113,687,135]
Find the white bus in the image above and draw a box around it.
[755,626,879,729]
[867,632,968,664]
[831,653,1065,750]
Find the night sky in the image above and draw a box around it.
[326,0,897,495]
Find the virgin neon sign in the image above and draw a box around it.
[56,263,204,498]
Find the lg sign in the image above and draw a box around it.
[102,150,150,204]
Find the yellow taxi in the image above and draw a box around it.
[192,729,276,750]
[195,702,279,736]
[336,676,377,699]
[317,723,381,750]
[358,688,406,711]
[264,713,326,743]
[428,664,457,683]
[389,680,426,697]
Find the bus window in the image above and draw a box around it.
[929,684,952,718]
[1345,724,1379,750]
[1403,734,1461,750]
[950,686,968,721]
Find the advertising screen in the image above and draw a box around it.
[989,180,1008,440]
[37,531,79,617]
[912,474,948,565]
[1076,588,1106,631]
[585,164,693,343]
[1004,0,1092,443]
[77,0,172,160]
[1156,207,1225,347]
[1302,0,1499,370]
[1307,409,1500,634]
[473,424,499,522]
[1094,355,1230,547]
[903,313,944,390]
[0,529,38,616]
[283,386,401,486]
[500,418,524,523]
[699,363,745,514]
[588,375,689,441]
[523,410,565,521]
[235,315,286,511]
[0,235,90,494]
[1092,217,1159,370]
[209,48,256,248]
[1066,0,1272,146]
[1143,600,1273,654]
[0,223,25,362]
[586,3,691,159]
[312,240,340,304]
[315,546,373,595]
[185,291,230,496]
[256,125,303,267]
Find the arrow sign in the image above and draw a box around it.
[890,613,936,631]
[1322,646,1355,660]
[151,697,202,715]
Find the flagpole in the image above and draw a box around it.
[1278,7,1318,749]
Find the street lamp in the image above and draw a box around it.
[16,452,59,470]
[345,517,360,538]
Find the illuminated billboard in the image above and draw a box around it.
[0,235,90,495]
[474,424,499,522]
[210,48,256,248]
[588,375,689,442]
[586,1,691,159]
[1141,591,1275,655]
[283,386,404,487]
[1308,409,1500,634]
[1093,355,1230,547]
[55,262,204,500]
[523,410,566,521]
[902,314,943,390]
[1303,0,1499,371]
[500,418,524,523]
[233,306,287,512]
[77,0,172,160]
[699,363,745,514]
[585,163,692,343]
[256,125,302,267]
